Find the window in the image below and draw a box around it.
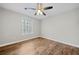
[21,16,33,35]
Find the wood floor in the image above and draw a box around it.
[0,37,79,55]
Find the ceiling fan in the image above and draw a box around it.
[24,3,53,16]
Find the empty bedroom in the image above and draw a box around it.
[0,3,79,55]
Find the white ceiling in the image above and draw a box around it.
[0,3,79,20]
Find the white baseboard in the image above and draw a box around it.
[0,36,39,47]
[0,36,79,48]
[42,36,79,48]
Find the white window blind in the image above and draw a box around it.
[21,16,33,35]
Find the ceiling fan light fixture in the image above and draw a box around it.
[36,10,43,15]
[25,3,53,16]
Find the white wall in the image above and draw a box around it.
[0,7,41,45]
[42,8,79,47]
[0,7,79,48]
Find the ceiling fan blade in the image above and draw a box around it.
[42,12,46,16]
[25,8,36,10]
[34,12,37,15]
[44,6,53,10]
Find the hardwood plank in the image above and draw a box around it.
[0,37,79,55]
